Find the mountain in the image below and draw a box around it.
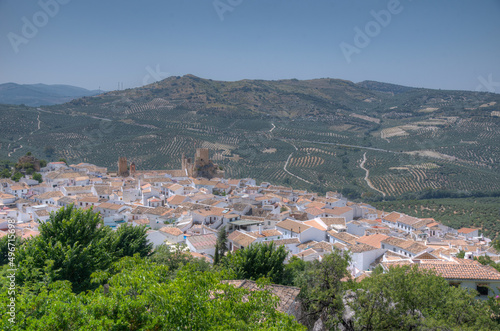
[1,75,500,201]
[0,83,104,107]
[356,80,415,94]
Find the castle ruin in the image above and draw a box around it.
[182,148,223,179]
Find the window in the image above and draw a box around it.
[477,284,489,296]
[449,282,460,288]
[382,244,385,249]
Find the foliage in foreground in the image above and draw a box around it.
[348,265,499,330]
[10,205,151,293]
[0,256,305,330]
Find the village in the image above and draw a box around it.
[1,148,500,299]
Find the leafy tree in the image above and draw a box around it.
[16,205,115,292]
[0,256,305,330]
[214,226,228,265]
[32,172,42,183]
[15,205,153,293]
[39,159,47,168]
[281,255,307,286]
[11,172,22,182]
[349,265,498,330]
[58,158,67,164]
[111,224,152,259]
[149,243,210,274]
[0,169,11,179]
[0,235,23,266]
[296,249,351,329]
[223,242,288,284]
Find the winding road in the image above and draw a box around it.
[360,152,386,197]
[282,140,313,184]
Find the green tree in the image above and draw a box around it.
[0,256,305,330]
[0,235,23,266]
[214,226,228,265]
[11,172,22,182]
[32,172,42,183]
[16,205,115,292]
[0,169,11,179]
[223,242,288,284]
[349,265,498,330]
[149,243,210,274]
[296,249,351,329]
[111,224,152,259]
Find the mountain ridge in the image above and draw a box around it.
[0,82,104,107]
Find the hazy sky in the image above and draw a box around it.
[1,0,499,92]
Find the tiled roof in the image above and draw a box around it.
[159,227,184,236]
[276,219,311,233]
[350,243,377,253]
[383,212,402,223]
[303,219,327,231]
[356,234,389,249]
[458,228,478,234]
[328,231,359,245]
[305,207,324,216]
[228,231,257,248]
[187,234,217,250]
[224,280,301,314]
[417,260,500,281]
[319,217,346,227]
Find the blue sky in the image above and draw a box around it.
[0,0,499,92]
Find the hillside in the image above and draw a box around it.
[1,75,499,199]
[0,83,104,107]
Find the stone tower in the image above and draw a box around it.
[118,157,129,177]
[130,162,136,176]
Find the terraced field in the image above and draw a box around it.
[1,76,500,200]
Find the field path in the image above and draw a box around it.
[282,141,313,184]
[269,123,276,132]
[360,152,386,197]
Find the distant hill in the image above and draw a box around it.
[356,80,415,94]
[0,83,104,107]
[1,75,500,202]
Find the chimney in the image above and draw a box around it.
[259,224,262,235]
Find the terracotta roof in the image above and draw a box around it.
[328,231,358,245]
[417,260,500,281]
[397,215,421,226]
[350,243,377,253]
[306,201,327,209]
[159,227,184,236]
[457,228,478,234]
[193,207,226,217]
[303,219,327,231]
[319,217,346,227]
[187,234,217,250]
[228,230,257,248]
[271,238,300,246]
[356,234,389,249]
[97,202,122,210]
[304,207,324,216]
[324,206,353,216]
[383,212,402,223]
[167,195,187,205]
[276,219,311,233]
